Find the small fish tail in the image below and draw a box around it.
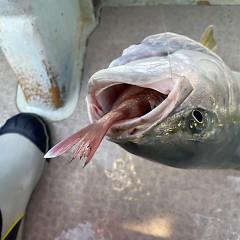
[44,125,93,158]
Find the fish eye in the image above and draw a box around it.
[188,108,207,134]
[192,109,203,123]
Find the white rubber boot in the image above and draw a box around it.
[0,113,50,240]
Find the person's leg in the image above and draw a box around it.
[0,113,50,240]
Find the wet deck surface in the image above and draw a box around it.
[1,5,240,240]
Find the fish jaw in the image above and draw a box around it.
[86,58,193,141]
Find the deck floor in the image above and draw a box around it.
[1,5,240,240]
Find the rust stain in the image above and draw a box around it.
[16,59,63,109]
[42,60,63,108]
[49,85,62,108]
[197,0,211,6]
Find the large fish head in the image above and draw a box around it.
[87,33,238,169]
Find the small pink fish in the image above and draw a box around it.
[45,85,165,167]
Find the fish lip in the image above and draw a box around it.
[86,59,193,141]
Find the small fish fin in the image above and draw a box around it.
[44,121,109,166]
[200,25,217,52]
[44,127,91,158]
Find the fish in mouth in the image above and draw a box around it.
[45,26,240,169]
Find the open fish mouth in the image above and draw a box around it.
[87,58,193,140]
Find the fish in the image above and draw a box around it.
[45,26,240,169]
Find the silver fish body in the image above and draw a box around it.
[87,29,240,169]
